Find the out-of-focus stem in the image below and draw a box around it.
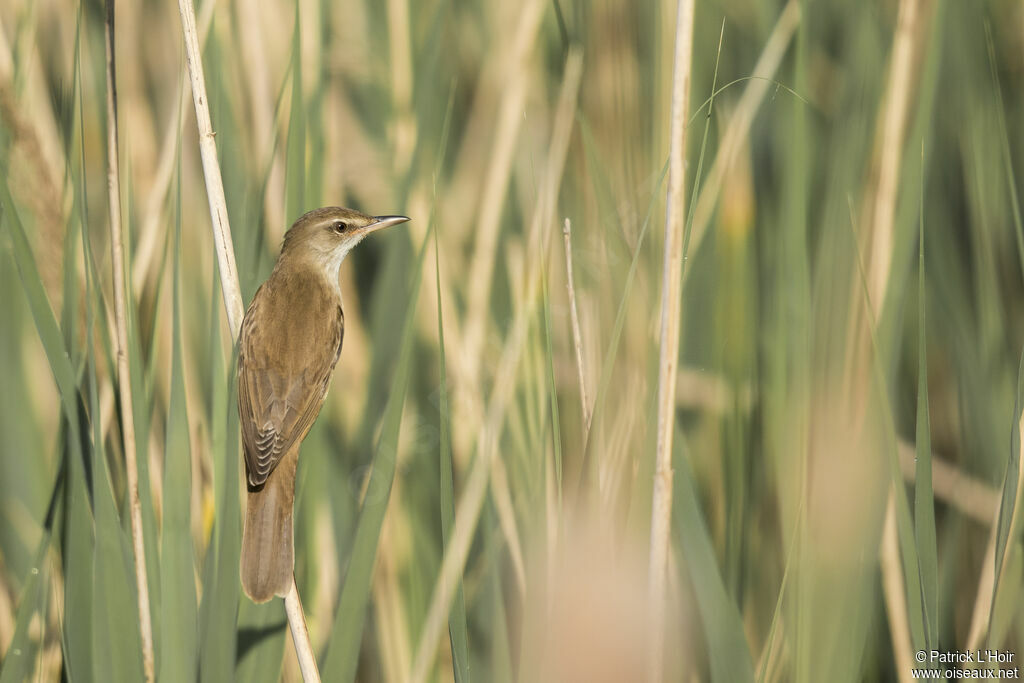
[562,218,592,439]
[131,0,214,295]
[880,496,914,683]
[682,0,800,292]
[459,0,546,390]
[408,48,583,683]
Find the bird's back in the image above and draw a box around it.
[237,264,344,487]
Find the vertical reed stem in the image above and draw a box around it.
[285,583,320,681]
[177,0,243,335]
[103,1,155,679]
[562,217,591,439]
[648,0,695,680]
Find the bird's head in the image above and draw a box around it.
[280,206,409,282]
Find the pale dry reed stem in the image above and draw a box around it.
[373,526,413,683]
[0,14,11,80]
[131,0,214,295]
[881,495,914,683]
[312,504,339,653]
[648,1,694,681]
[965,516,999,652]
[236,0,273,164]
[492,455,527,596]
[0,13,65,210]
[860,0,924,661]
[237,0,284,238]
[867,0,922,317]
[1004,414,1024,583]
[683,0,800,289]
[408,186,462,381]
[460,0,546,384]
[755,614,788,683]
[561,217,592,438]
[177,0,244,335]
[387,0,416,175]
[0,560,14,662]
[176,0,318,679]
[408,49,583,683]
[103,2,154,680]
[965,417,1024,651]
[285,582,320,682]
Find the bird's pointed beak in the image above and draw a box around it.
[361,215,410,236]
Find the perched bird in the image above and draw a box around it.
[238,207,409,602]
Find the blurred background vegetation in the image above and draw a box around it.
[1,0,1023,680]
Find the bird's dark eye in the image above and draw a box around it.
[332,220,348,233]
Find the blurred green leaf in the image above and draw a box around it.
[61,424,95,683]
[198,281,241,683]
[427,82,470,683]
[84,159,145,680]
[673,438,754,683]
[235,599,287,683]
[89,372,145,683]
[285,3,305,223]
[1,174,80,438]
[0,468,63,683]
[158,179,199,681]
[436,213,470,683]
[579,159,667,487]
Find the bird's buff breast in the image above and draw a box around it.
[247,268,344,376]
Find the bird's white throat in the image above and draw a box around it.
[313,238,363,295]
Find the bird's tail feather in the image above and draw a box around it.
[240,459,295,603]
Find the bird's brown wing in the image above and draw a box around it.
[238,289,344,488]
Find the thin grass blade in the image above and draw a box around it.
[198,288,242,683]
[435,217,470,683]
[540,255,563,505]
[89,345,145,683]
[914,155,938,651]
[990,348,1023,642]
[158,181,199,681]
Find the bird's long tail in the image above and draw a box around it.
[240,450,297,603]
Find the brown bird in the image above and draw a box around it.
[238,206,409,602]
